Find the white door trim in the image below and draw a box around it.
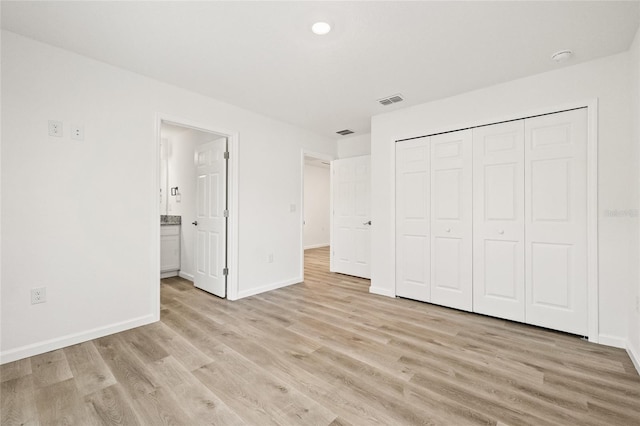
[154,114,240,311]
[390,99,599,342]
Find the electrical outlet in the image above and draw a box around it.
[31,287,47,305]
[268,253,274,263]
[48,120,63,137]
[70,124,84,141]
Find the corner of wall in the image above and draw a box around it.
[628,21,640,374]
[337,133,372,158]
[369,286,396,298]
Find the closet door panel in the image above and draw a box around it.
[430,130,472,311]
[395,138,430,302]
[473,121,525,322]
[525,108,588,335]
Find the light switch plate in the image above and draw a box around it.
[48,120,63,137]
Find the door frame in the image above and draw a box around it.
[154,114,240,317]
[389,99,599,343]
[300,149,335,279]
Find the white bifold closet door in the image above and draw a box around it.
[396,109,587,335]
[395,130,472,310]
[524,109,588,335]
[395,138,430,301]
[472,121,526,322]
[430,130,473,311]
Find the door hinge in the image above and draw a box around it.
[224,209,229,218]
[224,151,229,160]
[223,267,229,276]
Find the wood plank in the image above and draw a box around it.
[64,341,117,396]
[31,349,73,389]
[84,384,142,426]
[193,345,338,425]
[34,378,100,425]
[142,321,213,371]
[148,355,244,425]
[1,375,39,426]
[0,358,32,383]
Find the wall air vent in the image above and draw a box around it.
[336,129,354,136]
[378,93,404,106]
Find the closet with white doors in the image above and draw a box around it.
[396,108,588,336]
[396,129,473,311]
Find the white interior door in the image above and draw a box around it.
[525,109,588,335]
[430,130,473,311]
[395,138,430,301]
[331,155,371,279]
[194,139,227,297]
[473,121,526,321]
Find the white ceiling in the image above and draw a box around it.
[2,1,639,139]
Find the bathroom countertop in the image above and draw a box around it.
[160,215,181,226]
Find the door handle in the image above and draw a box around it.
[498,229,504,235]
[192,221,198,226]
[445,228,451,233]
[363,220,372,225]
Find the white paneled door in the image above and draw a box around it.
[331,155,371,279]
[473,121,526,321]
[525,109,588,335]
[194,139,228,298]
[430,130,473,311]
[396,138,430,302]
[393,108,590,336]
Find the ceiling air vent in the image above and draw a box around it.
[336,129,354,136]
[378,93,404,106]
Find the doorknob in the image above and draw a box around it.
[192,221,198,226]
[363,220,372,225]
[498,229,504,235]
[445,228,451,233]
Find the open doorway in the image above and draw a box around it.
[301,151,333,279]
[159,119,232,298]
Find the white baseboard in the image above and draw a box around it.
[369,286,396,298]
[0,314,156,365]
[160,270,178,279]
[628,343,640,375]
[178,271,194,282]
[304,243,329,250]
[236,277,302,299]
[598,333,626,349]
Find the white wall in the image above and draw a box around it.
[371,51,638,348]
[337,133,371,158]
[162,127,223,280]
[1,31,336,363]
[303,164,330,249]
[629,24,640,369]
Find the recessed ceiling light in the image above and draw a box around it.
[551,50,573,63]
[312,22,331,35]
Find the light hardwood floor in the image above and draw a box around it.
[2,246,639,425]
